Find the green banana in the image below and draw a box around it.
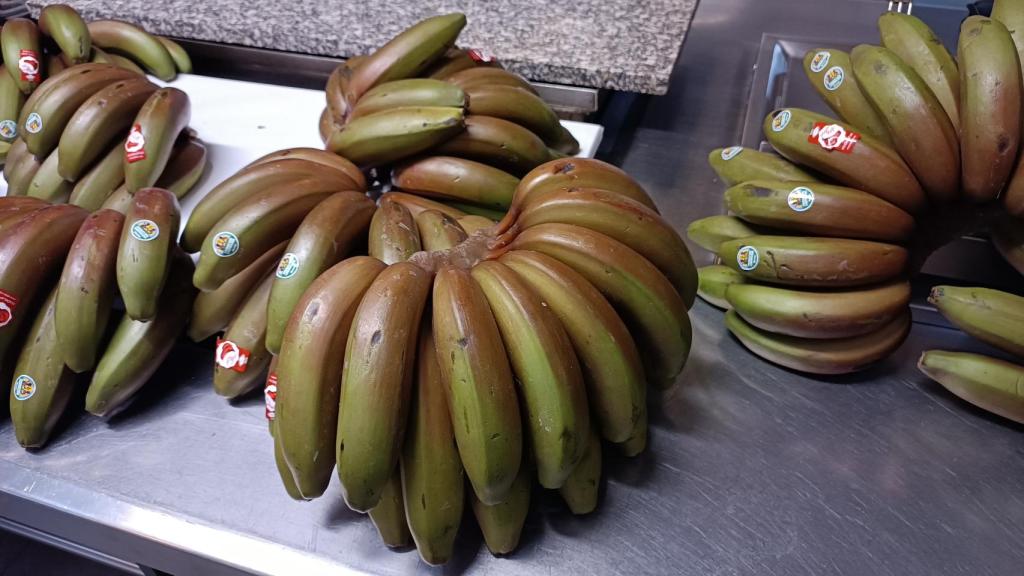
[762,108,926,213]
[245,147,366,190]
[501,249,645,443]
[318,106,334,144]
[401,322,464,565]
[325,61,355,122]
[25,148,72,203]
[458,214,496,235]
[992,217,1024,276]
[55,209,125,373]
[1,19,42,94]
[414,208,467,251]
[994,0,1024,78]
[446,67,538,95]
[87,20,177,81]
[326,106,466,168]
[275,256,386,499]
[3,140,41,195]
[472,457,531,556]
[878,12,960,131]
[154,136,207,198]
[265,191,374,354]
[16,63,110,129]
[58,76,157,180]
[393,155,518,210]
[511,157,657,214]
[9,287,76,448]
[0,70,26,143]
[156,36,192,73]
[707,146,816,187]
[726,308,911,374]
[213,272,274,398]
[423,47,478,79]
[506,223,692,387]
[85,250,196,417]
[98,184,132,214]
[45,54,65,77]
[464,84,564,146]
[368,196,421,265]
[378,190,465,219]
[105,52,147,75]
[38,4,91,65]
[350,78,466,120]
[929,286,1024,358]
[69,143,125,211]
[958,16,1021,202]
[617,409,647,457]
[723,180,915,242]
[802,48,893,144]
[368,468,412,547]
[471,260,589,488]
[719,235,908,287]
[443,201,506,221]
[3,138,28,178]
[918,350,1024,424]
[124,88,191,192]
[435,115,554,176]
[686,215,763,253]
[696,264,746,309]
[431,266,522,505]
[89,46,113,64]
[117,188,180,321]
[559,423,601,514]
[273,423,305,501]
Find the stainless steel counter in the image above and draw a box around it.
[2,1,1024,575]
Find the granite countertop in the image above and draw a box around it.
[27,0,699,94]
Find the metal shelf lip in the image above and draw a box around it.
[0,516,143,575]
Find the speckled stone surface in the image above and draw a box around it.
[28,0,698,94]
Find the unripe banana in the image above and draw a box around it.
[472,458,531,556]
[38,4,91,65]
[45,54,65,76]
[368,196,421,264]
[69,144,125,211]
[4,140,41,196]
[378,190,465,219]
[697,265,746,310]
[213,272,274,398]
[458,214,495,235]
[464,84,564,146]
[802,48,892,144]
[686,215,763,253]
[393,155,518,210]
[124,88,191,192]
[99,184,132,214]
[156,36,192,73]
[414,209,467,251]
[435,115,554,176]
[707,146,816,187]
[3,138,28,180]
[117,188,180,321]
[446,67,538,95]
[443,201,505,221]
[368,468,412,548]
[1,19,43,94]
[0,70,25,143]
[87,20,177,81]
[559,423,602,514]
[616,409,647,457]
[154,136,207,198]
[326,106,466,168]
[511,157,657,214]
[108,50,149,74]
[25,148,71,203]
[246,147,365,190]
[423,47,479,79]
[918,350,1024,424]
[350,78,466,120]
[929,286,1024,358]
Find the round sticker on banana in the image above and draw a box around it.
[736,246,759,271]
[130,219,160,242]
[276,253,300,279]
[823,66,845,91]
[0,120,17,141]
[24,113,42,134]
[13,375,36,401]
[787,187,815,212]
[212,232,240,257]
[721,146,743,161]
[771,110,791,132]
[809,51,831,73]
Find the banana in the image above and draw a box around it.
[458,215,496,235]
[471,260,589,488]
[25,148,71,203]
[45,54,65,77]
[69,144,125,211]
[723,180,915,242]
[0,204,88,371]
[345,13,466,102]
[213,272,274,398]
[802,48,893,144]
[1,19,42,94]
[9,287,76,448]
[928,286,1024,358]
[3,141,41,196]
[506,223,691,387]
[851,45,960,204]
[318,106,333,144]
[181,158,357,252]
[0,196,46,215]
[431,266,522,504]
[617,409,647,457]
[726,309,911,375]
[511,157,657,214]
[697,265,746,310]
[958,17,1022,202]
[763,108,926,213]
[368,196,421,264]
[106,52,149,75]
[265,191,375,354]
[471,457,531,556]
[511,187,698,308]
[325,61,355,122]
[350,78,466,120]
[55,209,124,373]
[464,84,564,146]
[917,350,1024,424]
[3,137,28,178]
[446,67,538,95]
[1008,176,1024,218]
[423,47,478,79]
[443,201,506,221]
[878,12,960,131]
[246,147,366,190]
[99,184,132,213]
[559,423,601,514]
[22,64,136,158]
[124,88,191,192]
[415,209,467,251]
[393,155,518,210]
[707,146,816,187]
[193,179,340,291]
[434,115,554,176]
[154,136,207,198]
[38,4,91,65]
[58,76,157,180]
[15,63,104,129]
[326,106,466,168]
[0,70,25,143]
[156,36,192,73]
[686,215,763,253]
[87,20,177,81]
[189,241,286,342]
[500,250,645,443]
[718,235,908,287]
[89,46,113,64]
[368,468,412,548]
[273,426,304,501]
[275,256,386,499]
[117,188,180,320]
[85,250,196,417]
[379,190,465,219]
[336,262,432,512]
[992,217,1024,276]
[401,322,464,565]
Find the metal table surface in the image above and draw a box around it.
[2,1,1024,575]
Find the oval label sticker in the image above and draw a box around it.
[13,374,35,401]
[788,187,815,212]
[736,246,760,271]
[130,219,160,242]
[823,66,845,91]
[771,110,792,132]
[276,253,300,279]
[24,112,42,134]
[720,146,743,161]
[809,51,831,73]
[0,119,17,140]
[212,231,240,257]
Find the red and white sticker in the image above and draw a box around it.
[125,124,147,163]
[808,122,860,153]
[467,48,497,63]
[0,289,17,328]
[215,338,250,373]
[264,373,278,421]
[18,50,39,83]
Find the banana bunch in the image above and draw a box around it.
[690,7,1024,375]
[320,13,579,177]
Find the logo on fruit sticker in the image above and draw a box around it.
[276,253,300,279]
[13,375,35,401]
[823,66,845,91]
[216,338,251,373]
[265,373,278,421]
[0,119,17,140]
[18,50,40,83]
[0,289,18,328]
[24,112,42,134]
[212,231,240,257]
[771,110,792,132]
[808,122,860,153]
[721,146,742,161]
[130,219,160,242]
[809,51,830,73]
[467,48,497,63]
[125,124,146,162]
[787,186,815,212]
[736,245,759,271]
